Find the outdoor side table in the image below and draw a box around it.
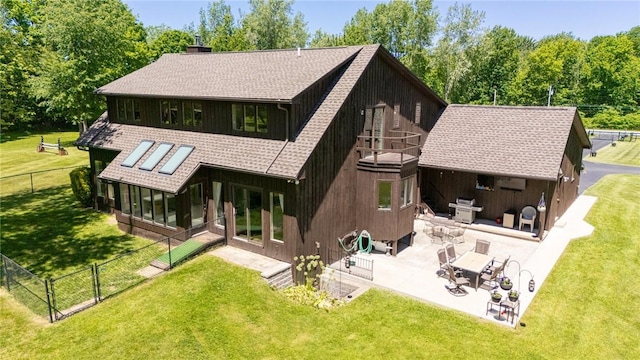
[500,300,520,324]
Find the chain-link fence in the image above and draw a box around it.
[1,224,218,322]
[0,255,52,320]
[95,241,167,300]
[0,166,78,196]
[49,266,98,320]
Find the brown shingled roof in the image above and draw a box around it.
[96,46,363,102]
[267,45,380,178]
[92,122,286,193]
[418,105,590,180]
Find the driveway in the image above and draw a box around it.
[580,139,640,194]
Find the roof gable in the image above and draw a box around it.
[419,105,590,180]
[96,46,363,102]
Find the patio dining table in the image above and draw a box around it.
[451,251,494,290]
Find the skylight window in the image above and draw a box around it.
[159,145,194,175]
[139,143,174,171]
[122,140,154,168]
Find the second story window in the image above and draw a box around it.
[183,101,202,127]
[117,98,140,122]
[161,100,179,126]
[232,104,268,133]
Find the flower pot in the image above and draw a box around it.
[500,282,513,291]
[491,293,502,303]
[508,293,519,302]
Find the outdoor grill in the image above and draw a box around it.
[448,197,483,224]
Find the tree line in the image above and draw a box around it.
[2,0,639,131]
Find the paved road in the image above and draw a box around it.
[579,139,640,194]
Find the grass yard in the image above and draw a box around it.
[1,174,638,359]
[0,131,158,277]
[585,139,640,167]
[0,131,89,195]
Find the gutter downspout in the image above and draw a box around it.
[265,102,293,179]
[277,102,289,141]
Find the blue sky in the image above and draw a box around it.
[124,0,640,41]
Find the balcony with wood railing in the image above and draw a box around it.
[356,130,421,170]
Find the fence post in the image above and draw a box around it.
[92,264,100,303]
[49,278,58,320]
[168,237,172,269]
[30,173,34,193]
[2,256,10,292]
[45,280,54,323]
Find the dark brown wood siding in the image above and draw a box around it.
[296,50,445,261]
[207,169,296,263]
[106,96,287,140]
[421,168,551,228]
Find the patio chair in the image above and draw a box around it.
[486,255,510,276]
[475,239,491,255]
[445,243,457,263]
[438,248,462,277]
[519,206,537,232]
[431,226,446,244]
[449,226,465,244]
[446,266,471,296]
[480,256,509,290]
[436,249,449,277]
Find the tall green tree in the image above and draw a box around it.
[149,30,193,61]
[507,33,585,106]
[190,0,250,51]
[0,0,44,129]
[29,0,150,129]
[309,30,346,47]
[459,26,533,104]
[581,34,640,109]
[242,0,308,50]
[144,24,172,44]
[341,0,438,79]
[426,2,485,102]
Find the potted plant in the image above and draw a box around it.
[491,291,502,303]
[500,277,513,291]
[508,290,519,302]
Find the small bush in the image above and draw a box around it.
[282,254,344,309]
[69,166,92,207]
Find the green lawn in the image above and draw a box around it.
[585,139,640,166]
[0,131,156,278]
[0,131,90,195]
[1,174,638,359]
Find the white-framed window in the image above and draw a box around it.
[270,192,284,242]
[117,98,140,122]
[378,181,392,210]
[232,104,268,133]
[161,100,179,125]
[118,183,176,229]
[212,181,224,228]
[183,101,203,127]
[400,176,415,208]
[94,160,105,197]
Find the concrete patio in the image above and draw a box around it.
[327,195,597,327]
[209,195,597,329]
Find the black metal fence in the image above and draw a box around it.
[327,248,374,281]
[0,255,52,320]
[1,223,219,322]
